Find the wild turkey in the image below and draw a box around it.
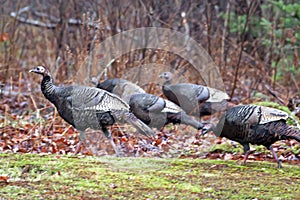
[128,93,203,130]
[159,71,230,116]
[201,104,300,168]
[96,78,146,103]
[29,66,154,155]
[96,78,203,130]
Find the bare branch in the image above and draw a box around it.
[220,0,231,69]
[205,0,211,56]
[230,1,257,99]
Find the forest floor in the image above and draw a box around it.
[1,82,300,199]
[0,153,299,199]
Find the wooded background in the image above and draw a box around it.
[0,0,300,156]
[1,0,299,102]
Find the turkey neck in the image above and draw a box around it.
[210,114,226,137]
[163,79,172,86]
[162,79,172,92]
[41,74,57,102]
[97,79,115,92]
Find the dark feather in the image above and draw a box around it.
[160,71,229,116]
[202,104,300,168]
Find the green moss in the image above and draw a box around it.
[0,153,299,199]
[254,101,291,114]
[290,145,300,155]
[252,145,270,154]
[208,142,243,154]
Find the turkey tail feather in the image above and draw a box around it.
[285,127,300,142]
[122,112,155,138]
[274,121,300,142]
[180,113,203,130]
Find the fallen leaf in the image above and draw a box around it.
[110,183,117,189]
[0,33,9,42]
[0,176,9,183]
[224,153,233,160]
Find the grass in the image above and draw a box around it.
[0,153,299,199]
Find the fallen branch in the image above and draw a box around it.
[10,6,99,29]
[10,6,57,29]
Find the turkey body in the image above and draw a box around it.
[202,104,300,168]
[44,84,126,132]
[129,93,203,130]
[29,66,154,155]
[96,78,203,130]
[96,78,145,103]
[160,72,230,116]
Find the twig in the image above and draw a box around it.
[55,56,61,69]
[291,73,300,94]
[47,106,58,134]
[0,83,4,97]
[292,33,299,71]
[26,118,42,136]
[61,125,73,137]
[30,95,40,119]
[104,59,115,80]
[10,77,13,96]
[89,58,116,83]
[85,33,98,82]
[264,84,285,105]
[4,104,8,127]
[17,72,22,104]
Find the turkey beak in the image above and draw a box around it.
[89,77,98,86]
[29,68,37,73]
[29,68,41,74]
[200,126,209,136]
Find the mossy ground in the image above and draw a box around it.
[0,153,299,199]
